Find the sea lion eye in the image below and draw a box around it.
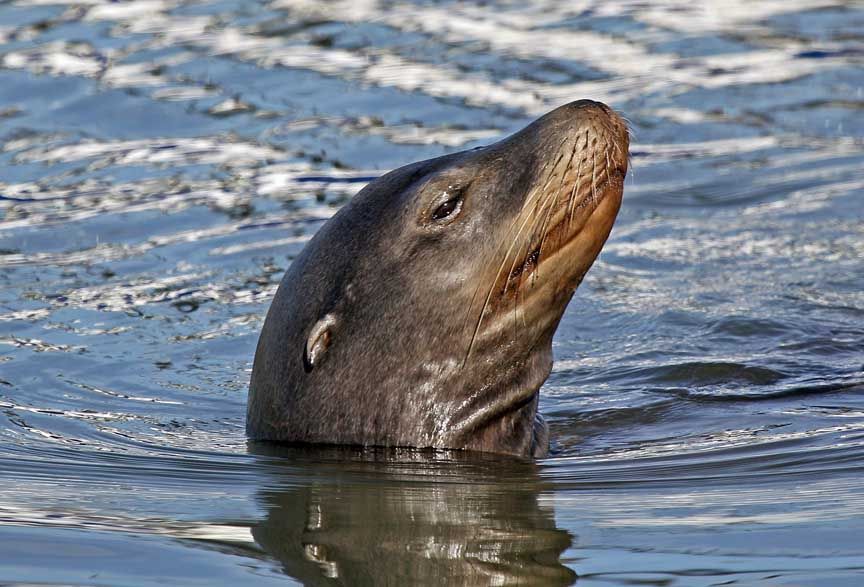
[429,186,465,224]
[432,196,461,221]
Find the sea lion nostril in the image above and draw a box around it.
[566,99,613,117]
[509,248,542,281]
[570,99,602,109]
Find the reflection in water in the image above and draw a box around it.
[249,446,575,586]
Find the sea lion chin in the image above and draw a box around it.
[247,99,629,458]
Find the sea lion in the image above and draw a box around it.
[248,99,629,457]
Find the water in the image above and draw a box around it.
[1,0,863,584]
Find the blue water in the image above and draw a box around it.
[1,1,863,585]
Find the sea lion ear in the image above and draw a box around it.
[304,314,338,372]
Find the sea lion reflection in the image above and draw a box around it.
[249,447,576,586]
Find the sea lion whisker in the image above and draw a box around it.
[564,178,578,231]
[493,141,564,249]
[620,116,636,139]
[507,196,550,335]
[493,140,568,296]
[505,179,565,336]
[524,171,564,287]
[462,173,563,366]
[535,140,578,278]
[524,145,570,245]
[606,152,613,186]
[530,144,568,214]
[462,142,561,331]
[567,130,588,226]
[564,140,582,228]
[463,176,560,365]
[567,131,589,226]
[461,178,546,336]
[465,137,575,362]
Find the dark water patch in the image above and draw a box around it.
[0,526,288,587]
[796,48,864,59]
[570,361,788,389]
[0,5,65,29]
[767,6,864,41]
[667,381,864,402]
[706,315,792,338]
[651,35,757,58]
[779,337,864,356]
[649,362,786,388]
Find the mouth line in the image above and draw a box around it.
[501,183,623,341]
[508,166,625,283]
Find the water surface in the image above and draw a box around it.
[1,0,863,585]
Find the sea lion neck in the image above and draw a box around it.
[430,345,554,457]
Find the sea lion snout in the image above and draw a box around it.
[460,100,628,364]
[543,99,629,172]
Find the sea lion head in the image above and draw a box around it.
[248,99,629,457]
